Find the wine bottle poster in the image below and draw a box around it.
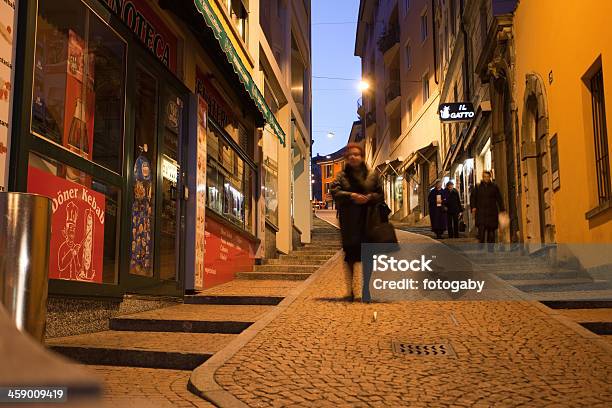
[63,30,95,160]
[27,166,105,283]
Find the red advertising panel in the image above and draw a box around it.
[27,166,105,283]
[203,217,255,289]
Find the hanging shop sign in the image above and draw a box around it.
[104,0,177,73]
[0,0,17,191]
[438,102,475,122]
[27,166,106,283]
[193,0,285,146]
[196,68,234,130]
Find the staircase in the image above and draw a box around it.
[455,245,612,342]
[47,216,341,371]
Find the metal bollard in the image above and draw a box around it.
[0,192,52,342]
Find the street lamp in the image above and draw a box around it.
[327,131,335,139]
[358,80,370,91]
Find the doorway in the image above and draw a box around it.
[521,74,555,244]
[124,48,190,295]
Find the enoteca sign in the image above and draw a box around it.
[439,102,475,122]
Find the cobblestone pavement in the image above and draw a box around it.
[205,212,612,407]
[90,366,214,407]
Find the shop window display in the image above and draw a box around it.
[32,0,126,174]
[206,122,255,234]
[130,66,158,277]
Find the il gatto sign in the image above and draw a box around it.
[439,102,475,122]
[105,0,177,72]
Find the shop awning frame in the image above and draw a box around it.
[193,0,286,146]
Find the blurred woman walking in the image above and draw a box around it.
[331,143,383,301]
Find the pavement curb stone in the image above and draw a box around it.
[188,240,343,407]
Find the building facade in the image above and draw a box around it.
[6,0,310,331]
[512,0,611,263]
[434,0,611,266]
[315,147,346,209]
[258,0,312,257]
[435,0,519,239]
[355,0,442,224]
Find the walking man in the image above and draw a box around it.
[428,180,447,239]
[470,171,505,250]
[443,181,462,238]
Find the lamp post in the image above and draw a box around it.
[358,79,370,160]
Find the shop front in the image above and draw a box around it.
[9,0,283,300]
[8,0,191,297]
[193,70,259,290]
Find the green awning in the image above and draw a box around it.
[194,0,286,146]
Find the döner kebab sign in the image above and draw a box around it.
[27,167,106,283]
[438,102,475,122]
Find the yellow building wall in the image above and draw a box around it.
[514,0,612,243]
[207,0,254,71]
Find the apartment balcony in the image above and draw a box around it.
[365,110,376,127]
[377,24,400,57]
[385,80,401,116]
[357,97,365,117]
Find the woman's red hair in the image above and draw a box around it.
[345,143,365,158]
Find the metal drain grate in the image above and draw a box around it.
[392,341,456,357]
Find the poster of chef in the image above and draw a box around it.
[28,166,105,283]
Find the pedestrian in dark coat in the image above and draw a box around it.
[443,181,463,238]
[428,181,447,239]
[331,143,383,300]
[470,171,505,247]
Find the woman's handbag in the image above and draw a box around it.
[366,202,399,251]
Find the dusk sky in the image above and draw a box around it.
[311,0,361,157]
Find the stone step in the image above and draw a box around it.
[493,269,585,280]
[189,279,300,299]
[109,304,272,334]
[253,264,319,273]
[184,295,284,305]
[296,244,339,250]
[517,280,611,293]
[236,271,311,280]
[555,308,612,323]
[541,300,612,309]
[281,254,331,261]
[470,258,550,267]
[580,322,612,335]
[264,258,327,265]
[507,278,605,292]
[306,241,342,246]
[47,331,235,370]
[292,249,339,256]
[527,289,612,302]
